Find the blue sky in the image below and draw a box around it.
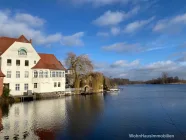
[1,0,186,80]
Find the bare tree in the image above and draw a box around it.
[65,52,94,90]
[162,72,168,84]
[66,52,93,75]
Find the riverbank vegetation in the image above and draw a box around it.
[65,52,116,93]
[109,72,186,85]
[0,87,14,104]
[145,72,186,84]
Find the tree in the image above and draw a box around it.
[174,76,179,83]
[3,87,10,98]
[65,52,94,92]
[90,72,103,93]
[162,72,168,84]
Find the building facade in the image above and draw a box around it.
[0,35,66,96]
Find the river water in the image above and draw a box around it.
[0,85,186,140]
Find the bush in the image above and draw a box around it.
[3,87,10,97]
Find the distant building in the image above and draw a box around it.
[0,35,66,96]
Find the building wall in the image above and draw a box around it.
[1,42,39,96]
[32,69,65,93]
[0,42,66,96]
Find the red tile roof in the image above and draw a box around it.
[0,35,31,55]
[32,53,66,70]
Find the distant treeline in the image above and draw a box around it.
[110,78,144,85]
[145,76,186,84]
[109,72,186,85]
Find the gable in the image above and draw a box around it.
[0,35,31,56]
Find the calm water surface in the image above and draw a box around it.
[0,85,186,140]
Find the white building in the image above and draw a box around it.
[0,35,66,96]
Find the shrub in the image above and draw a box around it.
[3,87,10,97]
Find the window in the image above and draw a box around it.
[16,71,20,78]
[34,71,38,78]
[58,82,61,87]
[54,82,57,87]
[18,49,27,56]
[7,71,11,78]
[34,61,36,64]
[56,72,59,77]
[34,83,37,88]
[39,71,43,78]
[24,84,28,91]
[25,71,29,78]
[25,60,29,66]
[44,71,48,78]
[16,60,20,66]
[62,72,65,77]
[15,84,20,91]
[52,71,55,77]
[7,59,11,66]
[59,72,62,77]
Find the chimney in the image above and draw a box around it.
[30,39,32,44]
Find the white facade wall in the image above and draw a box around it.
[32,69,65,93]
[1,42,40,96]
[0,41,65,96]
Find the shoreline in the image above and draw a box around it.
[118,83,186,85]
[0,91,105,105]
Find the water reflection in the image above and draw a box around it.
[0,98,67,140]
[0,105,3,131]
[0,94,104,140]
[60,94,104,139]
[1,85,186,140]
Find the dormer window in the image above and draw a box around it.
[18,48,27,56]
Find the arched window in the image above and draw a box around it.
[45,71,48,78]
[39,70,43,78]
[18,48,27,56]
[34,71,38,78]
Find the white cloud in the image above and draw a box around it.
[102,41,169,53]
[143,61,177,71]
[97,27,121,37]
[93,6,139,26]
[65,0,152,7]
[95,60,186,80]
[153,13,186,33]
[61,32,84,46]
[124,17,154,33]
[15,13,45,27]
[36,33,62,45]
[93,61,109,70]
[111,59,140,68]
[110,27,120,36]
[68,0,129,6]
[96,32,110,37]
[93,11,125,26]
[0,10,84,46]
[102,42,142,53]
